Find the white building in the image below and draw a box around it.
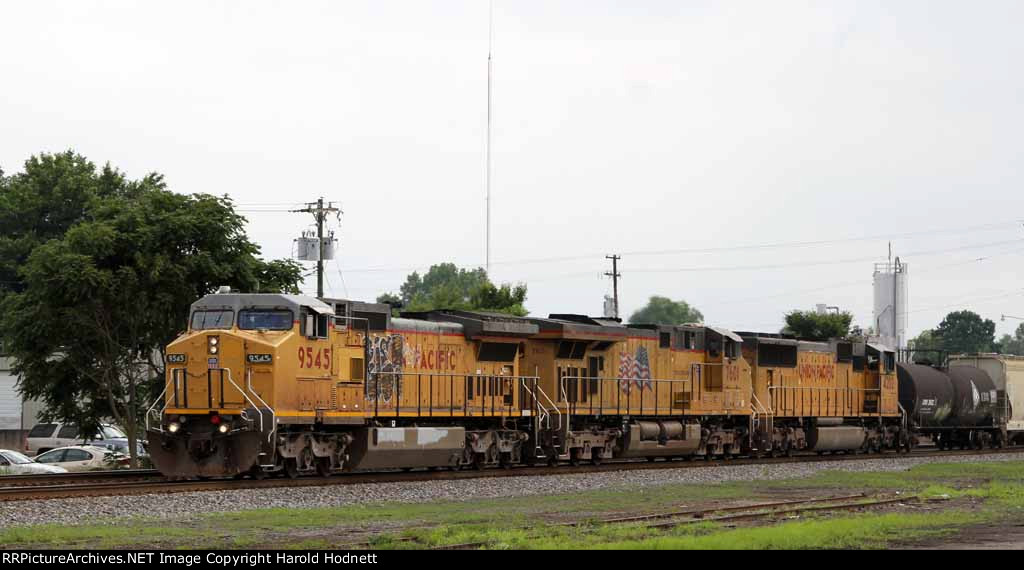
[0,353,43,449]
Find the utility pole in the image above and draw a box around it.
[291,198,341,299]
[605,255,621,319]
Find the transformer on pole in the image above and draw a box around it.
[291,197,341,299]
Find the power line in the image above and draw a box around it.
[627,237,1023,274]
[338,220,1023,275]
[697,244,1024,310]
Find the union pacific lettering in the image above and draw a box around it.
[411,347,458,371]
[798,363,835,382]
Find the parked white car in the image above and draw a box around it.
[0,449,68,475]
[32,446,129,471]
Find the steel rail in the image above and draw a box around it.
[0,447,1020,502]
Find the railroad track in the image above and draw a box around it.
[432,493,925,550]
[0,469,160,487]
[0,447,1019,502]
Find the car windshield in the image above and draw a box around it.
[100,426,126,439]
[1,451,32,465]
[190,310,233,330]
[238,309,293,331]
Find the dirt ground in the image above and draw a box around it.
[900,523,1024,550]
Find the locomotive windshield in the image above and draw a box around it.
[238,309,293,331]
[190,310,233,330]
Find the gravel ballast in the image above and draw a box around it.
[3,451,1022,529]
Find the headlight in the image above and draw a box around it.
[218,424,229,434]
[168,422,180,433]
[209,346,218,354]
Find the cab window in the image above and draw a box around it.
[301,310,330,339]
[238,309,293,331]
[191,310,233,330]
[57,425,79,439]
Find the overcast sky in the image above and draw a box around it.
[1,1,1021,338]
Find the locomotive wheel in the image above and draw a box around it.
[249,466,267,480]
[315,458,331,477]
[499,452,513,470]
[284,458,300,479]
[472,452,486,471]
[590,449,603,466]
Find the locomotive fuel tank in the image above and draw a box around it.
[946,366,998,426]
[897,363,954,426]
[806,425,867,452]
[617,421,701,458]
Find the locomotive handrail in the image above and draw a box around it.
[557,375,695,417]
[522,381,561,430]
[144,382,171,432]
[368,371,541,419]
[767,385,884,418]
[751,393,772,424]
[245,367,275,443]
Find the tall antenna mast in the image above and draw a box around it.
[485,0,493,274]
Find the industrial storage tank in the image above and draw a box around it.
[897,363,953,426]
[946,366,999,427]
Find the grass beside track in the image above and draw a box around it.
[3,460,1023,550]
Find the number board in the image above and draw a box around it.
[247,354,273,364]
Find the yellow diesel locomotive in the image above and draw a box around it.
[146,292,903,479]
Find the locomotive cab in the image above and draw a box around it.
[147,292,337,478]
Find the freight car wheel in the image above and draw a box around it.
[590,449,603,466]
[249,466,266,480]
[315,458,331,477]
[569,448,582,467]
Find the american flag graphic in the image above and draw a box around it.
[619,347,653,392]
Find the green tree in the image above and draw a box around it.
[377,262,528,315]
[933,310,996,354]
[781,310,853,340]
[375,292,402,307]
[628,296,703,325]
[0,151,301,466]
[995,323,1024,355]
[469,282,528,316]
[907,329,942,363]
